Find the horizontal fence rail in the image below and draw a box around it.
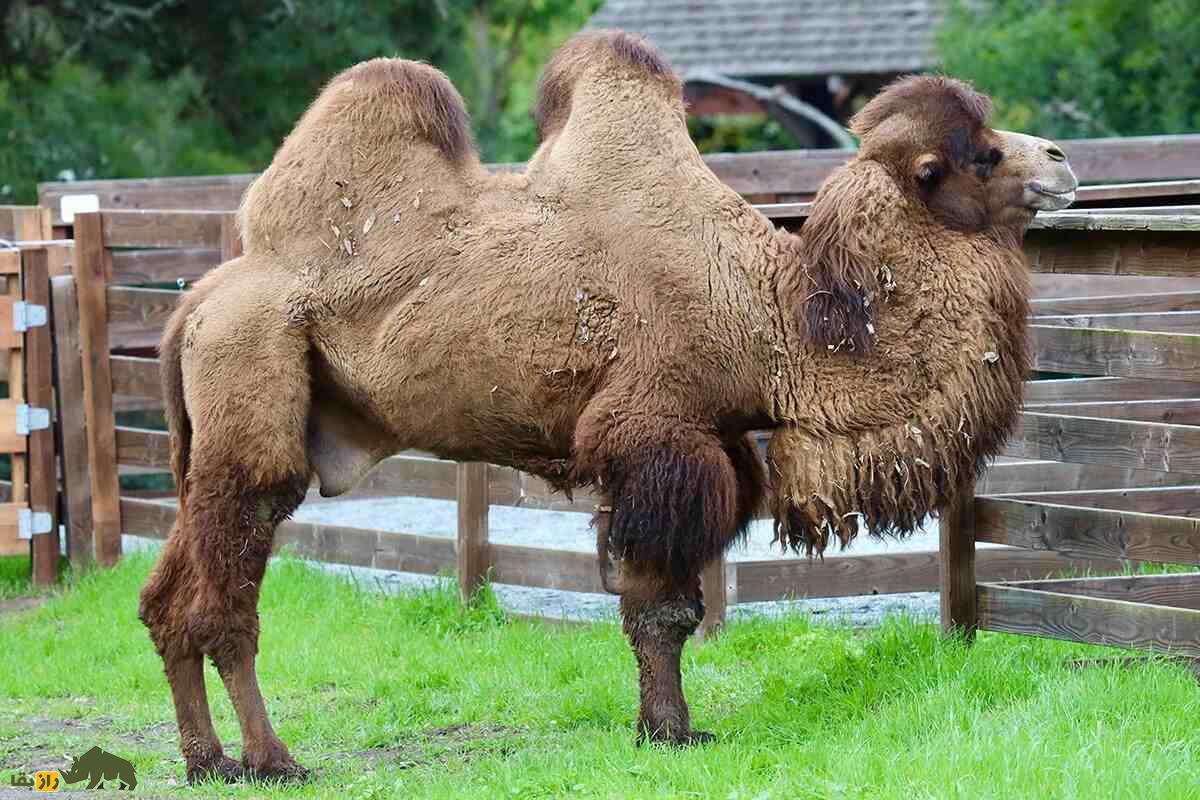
[39,134,1200,224]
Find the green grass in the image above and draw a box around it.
[1,553,1198,799]
[0,555,33,598]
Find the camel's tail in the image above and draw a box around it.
[159,282,214,513]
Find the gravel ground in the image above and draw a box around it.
[285,496,944,626]
[125,494,951,626]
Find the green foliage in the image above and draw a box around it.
[0,0,602,201]
[688,114,802,154]
[938,0,1200,138]
[0,59,248,203]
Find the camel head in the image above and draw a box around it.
[850,75,1078,234]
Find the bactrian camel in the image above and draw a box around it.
[139,30,1078,782]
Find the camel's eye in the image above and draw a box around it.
[974,148,1002,178]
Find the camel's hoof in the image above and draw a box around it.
[244,756,312,785]
[187,755,246,785]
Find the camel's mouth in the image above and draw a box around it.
[1024,180,1077,211]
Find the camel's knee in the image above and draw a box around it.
[156,474,305,664]
[139,536,199,658]
[621,592,704,648]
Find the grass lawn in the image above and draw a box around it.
[0,552,1197,799]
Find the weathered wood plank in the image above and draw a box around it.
[1031,290,1200,316]
[977,583,1200,658]
[734,547,1123,603]
[115,426,171,470]
[51,275,93,566]
[346,455,458,501]
[1030,213,1200,232]
[1000,486,1200,517]
[106,286,179,350]
[73,213,122,565]
[979,459,1200,493]
[1000,573,1200,611]
[1031,325,1200,381]
[1024,229,1200,278]
[488,543,602,594]
[119,497,457,574]
[40,174,257,225]
[976,497,1200,564]
[1032,273,1200,299]
[698,557,729,638]
[456,462,489,600]
[110,247,220,285]
[110,356,162,401]
[1022,398,1200,424]
[1023,377,1200,403]
[1003,412,1200,473]
[1071,179,1200,204]
[100,210,225,249]
[1032,311,1200,334]
[940,484,977,636]
[23,250,58,584]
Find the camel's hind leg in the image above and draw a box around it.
[187,463,309,782]
[142,269,313,783]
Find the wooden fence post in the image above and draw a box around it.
[23,249,58,584]
[51,274,93,567]
[939,480,977,640]
[698,556,732,639]
[456,462,489,601]
[73,213,122,566]
[220,212,242,261]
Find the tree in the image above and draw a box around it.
[937,0,1200,139]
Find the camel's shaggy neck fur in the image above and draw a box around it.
[762,167,1029,553]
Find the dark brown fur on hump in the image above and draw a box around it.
[534,30,679,142]
[330,58,473,161]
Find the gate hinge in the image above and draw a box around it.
[12,302,47,332]
[17,509,52,539]
[15,404,50,435]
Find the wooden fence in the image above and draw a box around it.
[34,199,1187,634]
[0,206,69,584]
[26,140,1200,647]
[38,133,1200,225]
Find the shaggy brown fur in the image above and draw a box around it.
[139,31,1076,775]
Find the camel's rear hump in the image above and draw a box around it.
[239,58,482,255]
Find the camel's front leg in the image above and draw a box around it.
[620,565,712,744]
[577,400,766,744]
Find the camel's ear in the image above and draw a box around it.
[914,152,944,187]
[798,187,878,355]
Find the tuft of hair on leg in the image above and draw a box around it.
[596,428,741,582]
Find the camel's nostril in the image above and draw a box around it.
[1044,145,1066,162]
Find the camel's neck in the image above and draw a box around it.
[754,190,1032,554]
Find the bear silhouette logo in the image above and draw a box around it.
[60,746,137,790]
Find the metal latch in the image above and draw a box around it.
[15,404,50,435]
[17,509,52,539]
[12,302,47,332]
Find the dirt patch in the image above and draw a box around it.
[0,597,44,620]
[351,722,523,771]
[1,714,182,774]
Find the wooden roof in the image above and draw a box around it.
[588,0,941,80]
